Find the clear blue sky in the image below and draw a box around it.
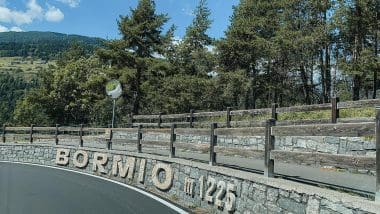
[0,0,239,39]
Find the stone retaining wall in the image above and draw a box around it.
[113,131,376,156]
[0,143,378,214]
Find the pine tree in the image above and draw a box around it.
[335,0,379,100]
[178,0,214,76]
[97,0,170,114]
[217,0,284,108]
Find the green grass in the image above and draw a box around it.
[195,107,375,126]
[278,107,375,121]
[0,57,56,81]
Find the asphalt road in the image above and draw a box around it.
[0,163,183,214]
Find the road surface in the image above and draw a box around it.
[0,162,184,214]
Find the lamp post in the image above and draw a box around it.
[106,80,122,128]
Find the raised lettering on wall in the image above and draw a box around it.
[56,148,70,166]
[73,150,89,168]
[138,159,146,183]
[93,153,108,174]
[112,155,136,179]
[151,163,173,191]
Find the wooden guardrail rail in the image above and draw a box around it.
[1,106,379,200]
[129,98,380,128]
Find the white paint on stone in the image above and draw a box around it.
[92,152,108,174]
[55,148,70,165]
[151,163,173,191]
[184,177,195,197]
[112,155,135,179]
[138,159,146,183]
[73,150,89,168]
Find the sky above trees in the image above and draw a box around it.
[0,0,238,39]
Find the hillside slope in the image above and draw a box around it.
[0,31,104,59]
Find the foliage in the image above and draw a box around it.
[4,0,379,126]
[13,56,108,126]
[0,31,103,60]
[0,73,37,125]
[97,0,172,115]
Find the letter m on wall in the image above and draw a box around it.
[112,155,136,179]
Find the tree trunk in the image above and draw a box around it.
[373,30,378,99]
[320,50,326,103]
[133,62,143,114]
[353,75,361,100]
[300,65,311,104]
[324,44,331,103]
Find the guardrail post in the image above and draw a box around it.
[226,107,232,128]
[271,103,278,120]
[376,107,380,202]
[189,109,195,128]
[79,124,84,147]
[55,124,59,145]
[29,124,34,143]
[158,112,162,128]
[108,128,113,150]
[264,119,276,177]
[169,124,176,158]
[209,123,217,166]
[2,124,6,143]
[331,97,339,123]
[137,125,142,153]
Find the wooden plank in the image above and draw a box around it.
[33,134,56,139]
[175,128,210,136]
[276,119,330,126]
[230,108,271,116]
[133,123,159,128]
[142,128,171,134]
[33,127,57,131]
[82,128,106,132]
[112,128,138,132]
[277,103,331,113]
[4,134,30,140]
[265,119,275,177]
[231,120,267,127]
[57,135,80,140]
[215,127,266,136]
[339,99,380,109]
[272,122,375,137]
[271,150,375,170]
[5,127,29,131]
[161,113,188,120]
[141,140,168,146]
[169,124,176,158]
[59,127,81,132]
[214,147,264,159]
[161,122,190,128]
[176,142,210,153]
[133,115,159,120]
[338,117,375,123]
[193,111,226,118]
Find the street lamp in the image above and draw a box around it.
[106,80,122,128]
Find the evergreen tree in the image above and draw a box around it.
[217,0,283,108]
[335,0,379,100]
[177,0,214,76]
[97,0,170,114]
